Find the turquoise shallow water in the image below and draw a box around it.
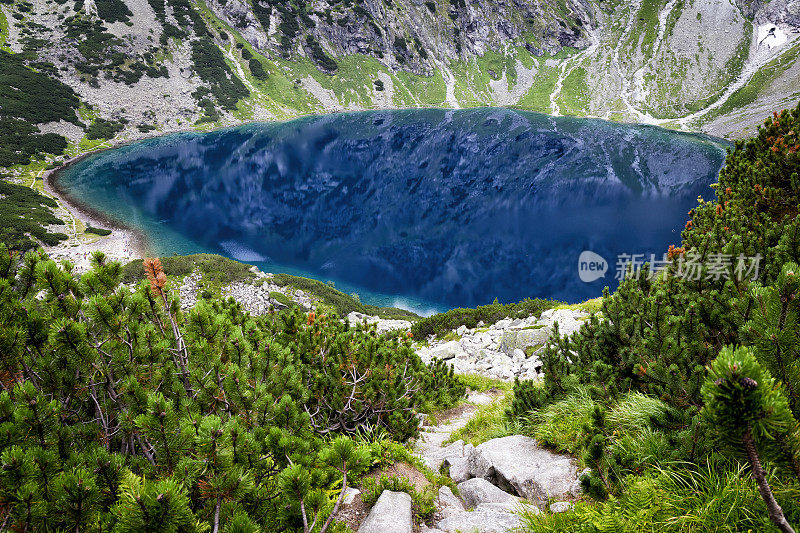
[56,108,727,314]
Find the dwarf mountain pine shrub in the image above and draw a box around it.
[513,103,800,530]
[0,247,463,530]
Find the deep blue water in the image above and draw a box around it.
[57,108,726,314]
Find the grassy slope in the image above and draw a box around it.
[699,41,800,125]
[0,7,8,50]
[121,253,421,320]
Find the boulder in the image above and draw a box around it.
[429,341,465,361]
[342,487,360,505]
[499,328,551,356]
[436,503,523,532]
[437,485,464,513]
[468,435,580,509]
[550,501,574,513]
[443,455,470,483]
[457,478,518,508]
[358,490,412,533]
[347,312,412,334]
[540,309,585,338]
[425,439,467,472]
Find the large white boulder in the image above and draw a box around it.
[428,340,465,361]
[358,490,412,533]
[436,503,525,532]
[540,309,586,338]
[468,435,580,509]
[437,485,464,516]
[499,327,551,355]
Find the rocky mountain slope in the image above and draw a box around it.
[0,0,798,175]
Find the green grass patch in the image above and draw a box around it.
[516,62,561,113]
[526,387,597,455]
[520,458,800,532]
[394,69,447,106]
[271,272,369,316]
[448,58,492,107]
[440,331,461,342]
[0,6,9,50]
[705,42,800,121]
[558,66,590,116]
[553,297,603,314]
[447,392,517,446]
[122,253,256,285]
[457,373,510,393]
[623,0,666,59]
[85,225,112,236]
[268,290,296,309]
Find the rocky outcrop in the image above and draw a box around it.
[468,435,581,509]
[206,0,597,77]
[456,478,520,508]
[416,308,590,382]
[416,404,580,532]
[432,477,536,532]
[347,312,412,334]
[178,269,314,315]
[358,491,413,533]
[436,503,526,533]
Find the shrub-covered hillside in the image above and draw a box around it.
[511,103,800,531]
[0,253,464,531]
[0,180,68,251]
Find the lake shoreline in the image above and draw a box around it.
[44,158,149,268]
[47,107,726,307]
[43,106,727,282]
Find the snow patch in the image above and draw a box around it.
[758,24,788,49]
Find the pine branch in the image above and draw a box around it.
[742,425,796,533]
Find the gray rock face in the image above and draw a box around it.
[437,486,464,514]
[358,490,412,533]
[468,435,580,509]
[443,455,470,483]
[499,327,551,355]
[342,487,361,505]
[457,478,519,508]
[539,309,585,338]
[416,309,590,382]
[427,340,464,361]
[436,503,525,533]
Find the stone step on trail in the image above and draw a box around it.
[456,477,520,509]
[357,490,413,533]
[411,389,582,532]
[468,435,581,509]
